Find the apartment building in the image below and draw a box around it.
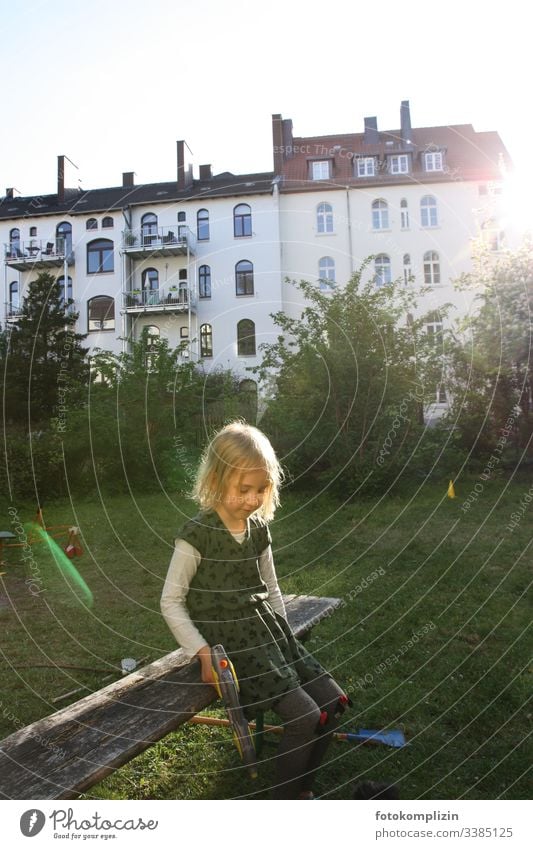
[1,102,512,403]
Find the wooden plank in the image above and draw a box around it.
[0,595,340,800]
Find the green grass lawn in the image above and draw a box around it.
[0,476,530,800]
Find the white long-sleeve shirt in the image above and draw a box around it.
[160,531,287,658]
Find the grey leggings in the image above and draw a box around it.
[270,674,346,799]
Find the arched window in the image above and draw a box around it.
[423,251,440,285]
[197,209,209,241]
[142,268,159,304]
[56,221,72,253]
[403,254,412,286]
[400,199,409,229]
[57,275,73,305]
[237,319,256,356]
[199,265,211,298]
[374,254,391,287]
[200,323,213,358]
[235,260,254,296]
[141,212,158,246]
[86,218,98,230]
[88,295,115,331]
[234,203,252,237]
[239,379,258,423]
[87,238,114,273]
[9,280,19,313]
[372,199,389,230]
[9,228,20,256]
[420,195,438,227]
[102,216,114,228]
[142,325,160,369]
[316,202,334,234]
[318,256,335,291]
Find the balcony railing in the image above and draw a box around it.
[5,303,22,321]
[4,238,74,270]
[122,226,196,257]
[123,286,194,311]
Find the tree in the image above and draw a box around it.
[253,262,451,495]
[446,242,533,460]
[2,271,90,425]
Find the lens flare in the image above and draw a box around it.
[29,524,94,608]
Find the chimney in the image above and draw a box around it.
[401,100,412,144]
[122,171,135,188]
[57,154,65,202]
[199,164,212,180]
[364,117,379,145]
[272,113,284,174]
[6,187,15,199]
[177,140,186,190]
[282,119,293,156]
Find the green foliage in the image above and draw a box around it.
[445,242,533,459]
[254,264,454,494]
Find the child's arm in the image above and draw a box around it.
[258,545,287,619]
[160,539,215,684]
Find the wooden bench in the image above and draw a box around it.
[0,594,341,799]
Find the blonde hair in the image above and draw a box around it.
[192,421,283,521]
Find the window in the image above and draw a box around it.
[88,295,115,331]
[389,155,409,174]
[9,228,20,255]
[316,202,334,233]
[141,212,158,246]
[9,280,19,313]
[356,157,376,177]
[403,254,412,286]
[235,260,254,296]
[318,256,335,291]
[199,264,211,298]
[29,226,37,237]
[197,209,209,240]
[482,219,505,251]
[426,312,443,348]
[424,151,443,172]
[421,195,438,227]
[237,319,256,356]
[374,254,391,287]
[144,325,160,368]
[234,203,252,237]
[177,211,186,222]
[56,221,72,253]
[400,199,409,229]
[142,268,159,304]
[310,160,331,180]
[86,218,98,230]
[372,199,389,230]
[87,238,114,273]
[57,275,73,305]
[102,216,114,228]
[180,326,189,338]
[436,384,447,403]
[200,323,213,357]
[423,251,441,286]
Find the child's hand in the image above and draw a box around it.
[196,644,216,685]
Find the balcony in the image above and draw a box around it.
[4,238,74,271]
[123,286,195,314]
[122,226,196,258]
[5,303,22,322]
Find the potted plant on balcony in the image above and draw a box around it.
[124,230,136,246]
[168,284,179,303]
[131,288,141,305]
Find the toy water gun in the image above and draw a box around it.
[211,644,258,779]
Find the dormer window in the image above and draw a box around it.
[310,160,332,181]
[356,157,376,177]
[389,154,409,175]
[424,151,444,172]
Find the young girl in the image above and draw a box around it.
[160,421,349,799]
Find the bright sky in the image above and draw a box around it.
[1,0,530,200]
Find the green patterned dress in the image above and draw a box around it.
[179,510,326,718]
